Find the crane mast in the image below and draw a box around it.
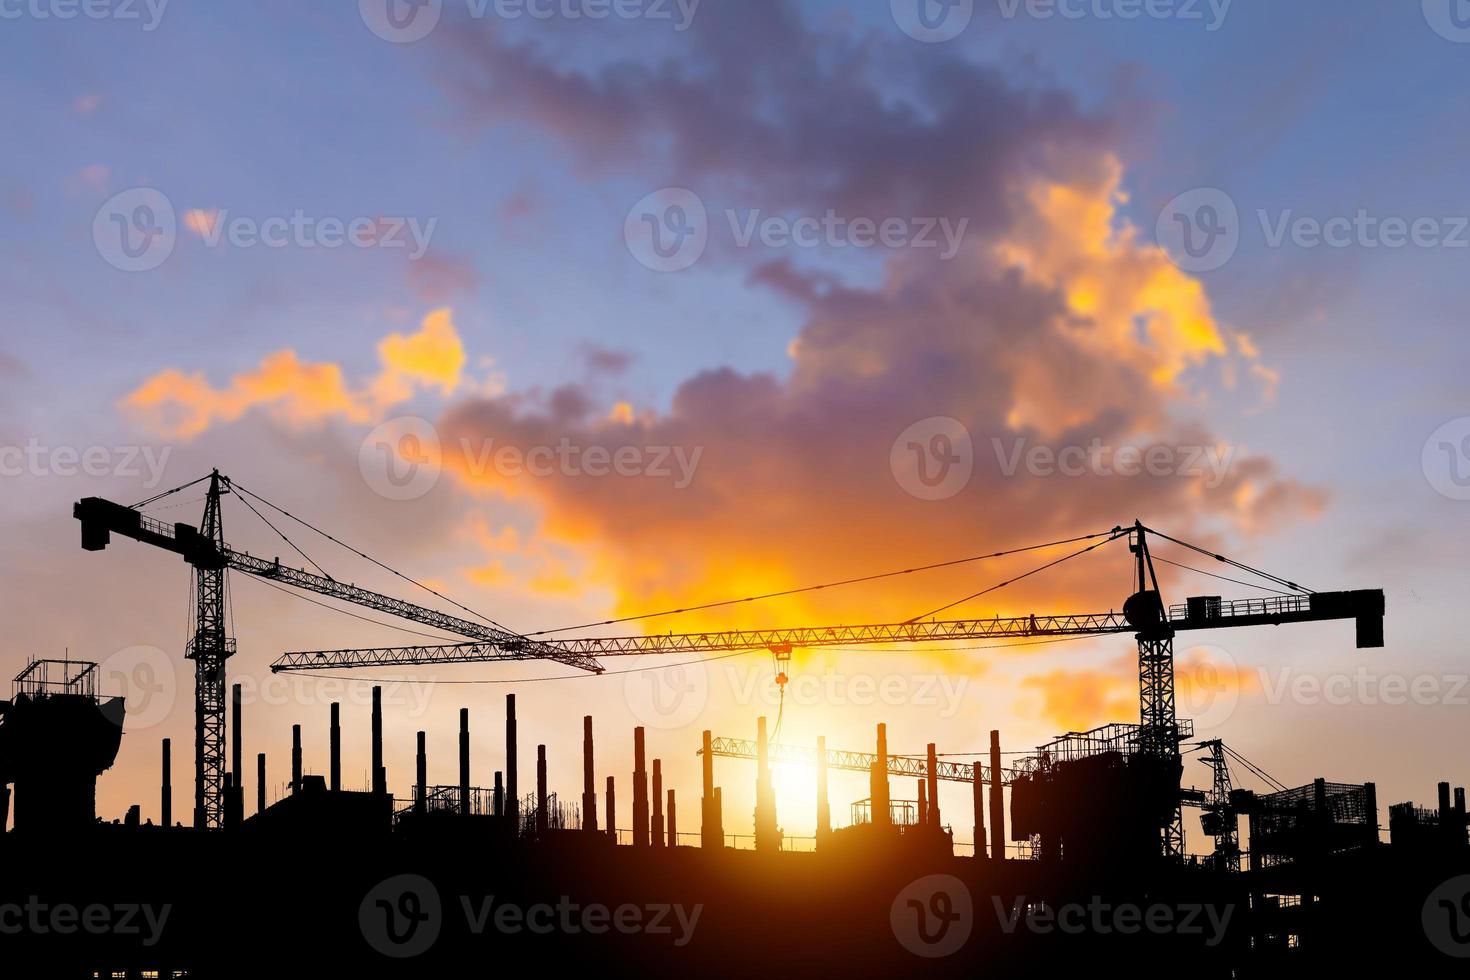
[74,472,601,829]
[187,471,232,829]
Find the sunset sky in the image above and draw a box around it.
[2,1,1467,852]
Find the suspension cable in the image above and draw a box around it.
[226,479,525,639]
[1150,553,1298,597]
[905,529,1128,623]
[530,530,1122,637]
[1142,525,1311,594]
[228,480,336,582]
[130,474,212,510]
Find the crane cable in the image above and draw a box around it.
[226,479,527,640]
[528,529,1122,637]
[905,529,1129,623]
[226,479,337,583]
[1140,525,1312,595]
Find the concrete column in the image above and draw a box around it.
[256,753,265,814]
[371,686,384,796]
[667,790,677,847]
[816,736,830,839]
[161,738,172,827]
[459,708,471,817]
[231,684,243,824]
[329,702,341,793]
[926,743,940,828]
[917,779,928,827]
[607,775,618,843]
[715,787,723,845]
[988,730,1005,862]
[583,716,598,832]
[291,724,302,795]
[536,745,548,837]
[701,730,718,848]
[415,731,427,813]
[872,723,891,827]
[633,727,649,847]
[755,716,778,851]
[652,759,665,848]
[1439,782,1453,827]
[493,771,504,817]
[973,762,986,858]
[506,694,519,827]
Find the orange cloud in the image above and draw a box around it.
[123,309,466,439]
[994,156,1263,435]
[182,209,221,239]
[1018,666,1138,733]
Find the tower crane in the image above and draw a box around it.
[73,471,600,829]
[271,522,1384,857]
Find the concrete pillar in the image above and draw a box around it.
[536,745,548,837]
[583,716,598,832]
[926,743,940,828]
[506,694,518,827]
[1365,781,1379,844]
[973,762,986,858]
[917,778,928,827]
[988,730,1005,862]
[329,702,341,793]
[652,759,665,848]
[493,771,504,817]
[701,730,719,848]
[816,735,831,839]
[161,738,172,827]
[256,753,265,814]
[1439,782,1453,827]
[667,790,677,847]
[871,723,891,827]
[291,725,302,795]
[459,708,471,817]
[755,716,778,851]
[715,787,723,845]
[415,731,427,813]
[371,686,384,796]
[607,776,618,843]
[633,727,649,846]
[231,684,243,824]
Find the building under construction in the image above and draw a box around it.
[0,476,1463,975]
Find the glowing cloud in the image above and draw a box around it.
[123,309,466,439]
